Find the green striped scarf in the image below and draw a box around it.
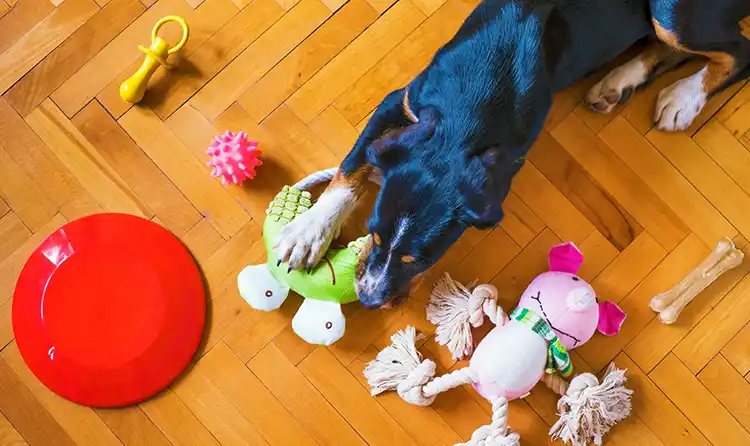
[510,307,573,377]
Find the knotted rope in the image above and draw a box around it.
[426,273,509,360]
[457,397,520,446]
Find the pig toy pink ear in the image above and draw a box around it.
[598,301,626,336]
[548,242,584,274]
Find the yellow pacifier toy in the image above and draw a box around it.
[119,16,189,104]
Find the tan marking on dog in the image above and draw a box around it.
[328,165,371,196]
[373,232,381,246]
[403,89,418,123]
[401,255,416,263]
[654,19,737,94]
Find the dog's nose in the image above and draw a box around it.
[357,290,387,309]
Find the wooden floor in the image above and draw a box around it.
[1,0,750,444]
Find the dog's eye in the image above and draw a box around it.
[373,233,381,246]
[401,255,416,264]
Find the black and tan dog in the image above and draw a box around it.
[276,0,750,308]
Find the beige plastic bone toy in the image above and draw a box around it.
[650,237,744,324]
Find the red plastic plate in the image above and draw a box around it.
[13,214,205,408]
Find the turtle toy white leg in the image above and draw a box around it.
[292,299,346,346]
[238,265,290,311]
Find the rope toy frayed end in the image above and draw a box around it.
[549,363,633,446]
[426,274,503,360]
[363,326,437,406]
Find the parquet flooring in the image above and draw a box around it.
[1,0,750,444]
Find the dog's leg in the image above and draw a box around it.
[587,43,690,114]
[653,21,750,131]
[649,0,750,131]
[276,89,412,270]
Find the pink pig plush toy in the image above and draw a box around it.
[364,243,631,446]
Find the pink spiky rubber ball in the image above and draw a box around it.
[206,131,262,185]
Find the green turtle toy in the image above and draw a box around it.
[237,181,368,346]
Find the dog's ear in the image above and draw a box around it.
[460,148,521,229]
[366,106,440,170]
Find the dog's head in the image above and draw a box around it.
[355,104,541,308]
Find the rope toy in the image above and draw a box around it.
[236,168,379,345]
[364,242,632,446]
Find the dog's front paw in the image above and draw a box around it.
[654,69,706,132]
[275,210,338,271]
[275,187,355,270]
[586,58,649,113]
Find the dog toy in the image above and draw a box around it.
[650,237,743,324]
[206,131,262,185]
[364,243,632,446]
[237,169,372,346]
[120,16,189,103]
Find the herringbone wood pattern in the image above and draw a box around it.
[1,0,750,444]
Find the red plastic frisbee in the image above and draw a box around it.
[13,213,205,408]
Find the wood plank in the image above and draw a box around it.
[147,0,285,120]
[0,145,57,232]
[118,106,251,238]
[488,228,562,306]
[0,98,100,220]
[590,231,666,304]
[498,191,545,248]
[0,355,75,446]
[248,343,367,446]
[722,322,750,376]
[613,353,709,446]
[693,119,750,199]
[139,388,221,446]
[5,0,144,116]
[528,130,642,251]
[171,364,269,446]
[2,343,122,446]
[552,113,689,251]
[259,105,340,173]
[191,0,333,120]
[511,162,594,245]
[647,128,750,240]
[73,100,201,236]
[698,354,750,431]
[0,0,54,55]
[0,0,98,94]
[299,347,416,446]
[51,0,194,117]
[196,342,318,446]
[0,411,28,446]
[239,0,379,123]
[287,0,426,123]
[25,99,150,218]
[650,353,750,445]
[96,406,172,446]
[450,227,520,285]
[577,229,619,281]
[309,105,360,159]
[577,234,708,372]
[674,272,750,374]
[717,81,750,137]
[600,116,736,246]
[333,0,478,125]
[0,212,31,263]
[181,218,226,264]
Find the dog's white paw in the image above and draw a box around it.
[275,187,355,270]
[655,68,707,132]
[586,58,649,113]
